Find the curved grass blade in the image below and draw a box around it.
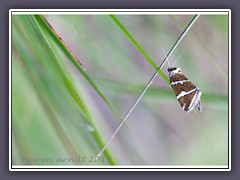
[43,17,86,70]
[33,15,124,124]
[31,15,116,164]
[12,15,116,164]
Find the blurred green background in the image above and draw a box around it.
[11,14,228,166]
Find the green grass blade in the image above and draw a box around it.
[96,14,201,158]
[33,15,123,123]
[109,15,170,85]
[12,15,116,165]
[32,15,116,164]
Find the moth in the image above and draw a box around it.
[167,67,202,112]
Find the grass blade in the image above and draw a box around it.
[33,15,124,123]
[97,14,200,159]
[12,15,116,165]
[110,15,170,85]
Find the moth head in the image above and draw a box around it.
[167,67,182,75]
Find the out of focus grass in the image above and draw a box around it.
[12,14,229,166]
[12,15,115,165]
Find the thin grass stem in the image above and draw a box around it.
[96,14,200,160]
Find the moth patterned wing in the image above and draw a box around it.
[170,73,197,111]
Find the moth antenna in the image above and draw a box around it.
[162,46,170,68]
[172,49,185,67]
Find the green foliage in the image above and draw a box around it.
[12,15,115,165]
[12,14,229,166]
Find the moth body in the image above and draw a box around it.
[167,67,202,112]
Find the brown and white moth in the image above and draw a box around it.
[167,67,202,112]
